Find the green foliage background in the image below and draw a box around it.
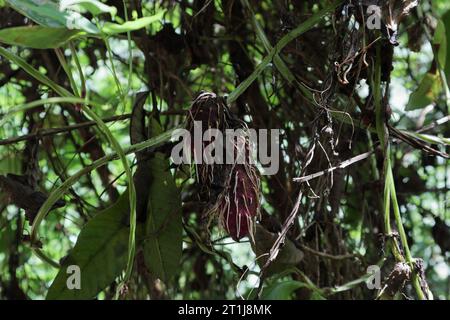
[0,0,449,300]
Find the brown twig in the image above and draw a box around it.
[299,243,359,261]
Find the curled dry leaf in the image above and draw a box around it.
[378,262,411,299]
[383,0,419,45]
[187,91,230,188]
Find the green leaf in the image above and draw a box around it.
[6,0,99,33]
[261,280,306,300]
[433,19,447,69]
[6,0,161,36]
[398,130,450,146]
[0,153,22,175]
[60,0,117,17]
[143,152,183,283]
[46,192,138,299]
[310,291,327,300]
[406,72,442,110]
[442,10,450,83]
[0,26,83,48]
[0,222,15,254]
[102,12,164,35]
[330,272,373,294]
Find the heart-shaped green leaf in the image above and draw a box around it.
[406,72,442,110]
[46,192,138,299]
[142,151,183,283]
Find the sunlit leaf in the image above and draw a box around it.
[399,130,450,146]
[60,0,117,17]
[102,12,164,35]
[406,72,442,110]
[6,0,99,33]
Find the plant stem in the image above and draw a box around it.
[373,38,426,300]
